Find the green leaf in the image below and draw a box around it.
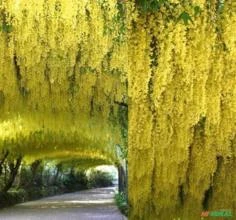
[178,11,193,25]
[1,24,13,33]
[194,6,202,16]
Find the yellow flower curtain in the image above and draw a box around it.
[127,0,236,219]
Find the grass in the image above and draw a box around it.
[115,192,129,217]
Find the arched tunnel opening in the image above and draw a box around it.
[0,103,128,218]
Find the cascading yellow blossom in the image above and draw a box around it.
[0,0,126,165]
[127,0,236,219]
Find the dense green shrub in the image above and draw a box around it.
[87,170,113,188]
[26,187,44,200]
[0,189,27,208]
[63,170,88,192]
[41,186,60,197]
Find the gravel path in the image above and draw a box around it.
[0,187,125,220]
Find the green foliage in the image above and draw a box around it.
[87,169,113,188]
[0,189,26,208]
[115,192,128,216]
[0,159,95,208]
[133,0,206,26]
[177,11,193,25]
[41,186,60,197]
[0,23,13,33]
[62,169,88,192]
[135,0,168,13]
[25,187,44,200]
[19,161,43,188]
[193,5,202,16]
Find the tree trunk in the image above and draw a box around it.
[3,156,22,192]
[118,164,126,193]
[30,160,42,186]
[53,163,62,185]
